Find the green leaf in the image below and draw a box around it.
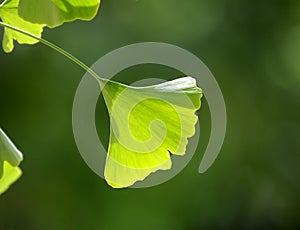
[101,77,202,188]
[0,128,23,195]
[0,0,44,53]
[0,161,22,195]
[18,0,101,28]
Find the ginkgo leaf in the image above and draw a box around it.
[0,161,22,195]
[101,77,202,188]
[0,0,44,53]
[18,0,101,28]
[0,128,23,195]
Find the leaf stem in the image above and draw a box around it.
[0,21,104,83]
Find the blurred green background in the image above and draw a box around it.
[1,0,300,229]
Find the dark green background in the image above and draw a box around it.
[1,0,300,229]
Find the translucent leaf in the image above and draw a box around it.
[0,0,44,53]
[0,128,23,195]
[101,77,202,188]
[18,0,101,28]
[0,161,22,195]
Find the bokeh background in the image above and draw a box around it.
[1,0,300,229]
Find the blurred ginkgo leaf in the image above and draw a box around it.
[0,0,44,52]
[0,128,23,195]
[0,0,101,52]
[18,0,101,27]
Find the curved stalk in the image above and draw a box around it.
[0,21,104,83]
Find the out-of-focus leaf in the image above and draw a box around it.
[0,161,22,195]
[0,128,23,195]
[18,0,101,28]
[0,0,44,52]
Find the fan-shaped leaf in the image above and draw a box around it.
[101,77,202,188]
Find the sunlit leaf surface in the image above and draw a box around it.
[18,0,101,27]
[0,0,44,52]
[0,128,23,195]
[101,77,202,188]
